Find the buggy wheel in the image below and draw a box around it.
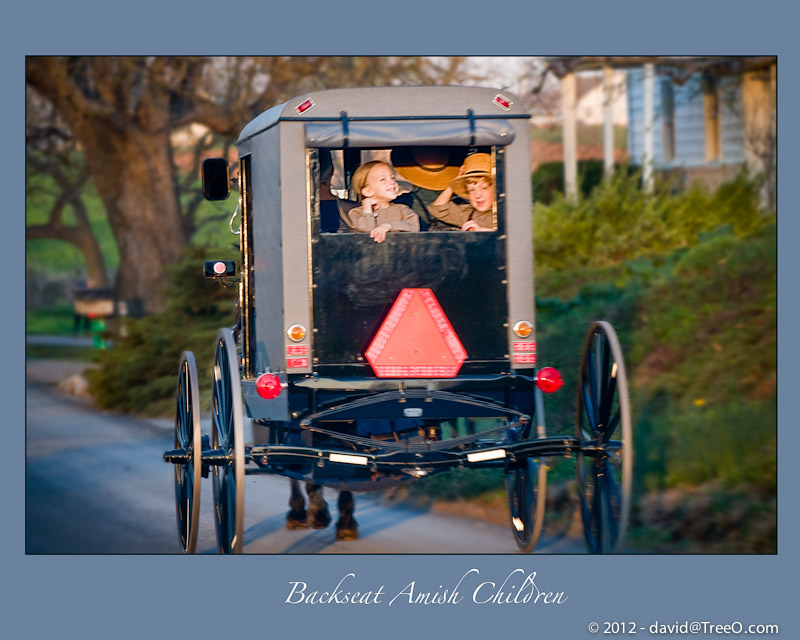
[575,321,632,553]
[173,352,202,553]
[211,328,245,554]
[505,456,547,553]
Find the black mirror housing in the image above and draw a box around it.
[201,158,231,201]
[204,260,237,278]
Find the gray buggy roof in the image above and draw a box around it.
[237,85,529,148]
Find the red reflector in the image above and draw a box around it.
[493,94,512,110]
[365,288,466,378]
[514,353,537,364]
[256,374,282,399]
[286,358,309,369]
[536,367,563,393]
[513,341,536,352]
[295,98,315,114]
[213,261,227,274]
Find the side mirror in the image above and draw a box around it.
[201,158,231,201]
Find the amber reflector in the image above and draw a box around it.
[513,321,533,338]
[287,324,306,342]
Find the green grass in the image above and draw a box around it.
[26,304,78,336]
[26,177,120,280]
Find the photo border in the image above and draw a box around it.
[10,2,792,637]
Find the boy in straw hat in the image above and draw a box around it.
[347,160,420,243]
[429,153,495,232]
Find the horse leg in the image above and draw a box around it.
[286,478,309,529]
[336,491,359,540]
[306,483,332,529]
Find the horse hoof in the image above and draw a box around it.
[286,510,309,530]
[336,524,359,541]
[309,509,332,530]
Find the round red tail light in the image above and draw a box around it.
[256,373,283,399]
[536,367,563,393]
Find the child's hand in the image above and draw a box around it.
[362,196,379,213]
[370,223,392,243]
[461,220,491,232]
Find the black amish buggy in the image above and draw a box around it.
[163,85,633,554]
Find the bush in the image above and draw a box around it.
[86,246,237,415]
[533,169,773,276]
[534,217,776,496]
[532,159,608,205]
[661,400,775,491]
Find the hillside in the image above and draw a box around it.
[411,171,777,553]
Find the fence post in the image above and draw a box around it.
[643,63,655,193]
[603,65,616,180]
[562,72,578,200]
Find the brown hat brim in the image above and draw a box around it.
[391,146,466,191]
[452,170,493,199]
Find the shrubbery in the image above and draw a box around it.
[86,246,237,415]
[533,168,771,278]
[532,171,776,495]
[532,159,634,205]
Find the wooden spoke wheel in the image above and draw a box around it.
[575,321,632,553]
[173,352,202,553]
[506,456,547,553]
[211,329,245,554]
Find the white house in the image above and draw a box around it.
[626,58,775,195]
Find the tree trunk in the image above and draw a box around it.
[27,57,188,314]
[77,123,186,313]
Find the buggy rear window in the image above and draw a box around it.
[313,146,502,234]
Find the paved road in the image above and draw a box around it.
[26,365,586,555]
[26,334,94,347]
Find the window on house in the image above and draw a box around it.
[661,79,676,163]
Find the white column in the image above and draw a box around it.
[643,63,655,193]
[603,65,615,179]
[562,72,578,200]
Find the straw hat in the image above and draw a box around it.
[451,153,493,199]
[391,147,466,191]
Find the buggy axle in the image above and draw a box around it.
[164,448,235,466]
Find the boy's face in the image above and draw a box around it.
[362,164,399,203]
[466,177,494,212]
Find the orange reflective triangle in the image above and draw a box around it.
[365,289,467,378]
